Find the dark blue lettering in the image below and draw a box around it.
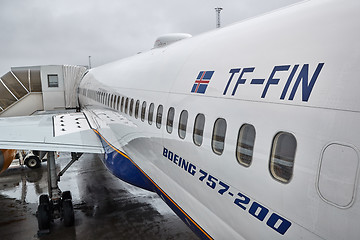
[174,154,179,165]
[181,160,189,171]
[163,147,168,157]
[266,213,292,235]
[223,68,240,95]
[188,164,196,176]
[231,67,255,96]
[280,65,299,100]
[289,63,324,102]
[261,65,290,98]
[168,151,173,161]
[249,202,269,221]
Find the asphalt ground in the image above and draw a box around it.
[0,153,198,240]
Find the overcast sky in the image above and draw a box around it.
[0,0,302,75]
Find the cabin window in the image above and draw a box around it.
[193,114,205,146]
[141,101,146,122]
[166,107,175,134]
[148,103,154,125]
[212,118,227,155]
[135,100,140,119]
[236,124,256,167]
[47,74,59,88]
[125,98,129,114]
[156,105,163,129]
[113,95,117,109]
[178,110,188,139]
[110,94,114,108]
[116,96,120,110]
[269,132,297,183]
[120,97,124,112]
[107,94,111,106]
[129,99,134,116]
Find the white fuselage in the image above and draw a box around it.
[78,0,360,239]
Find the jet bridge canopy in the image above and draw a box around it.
[0,65,86,116]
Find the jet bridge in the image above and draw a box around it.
[0,65,86,117]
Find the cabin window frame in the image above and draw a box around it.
[166,107,175,134]
[212,118,227,155]
[141,101,146,122]
[156,105,163,129]
[269,132,297,183]
[148,103,155,125]
[236,124,256,167]
[178,110,188,139]
[193,113,205,146]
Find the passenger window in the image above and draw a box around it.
[116,96,120,110]
[156,105,163,129]
[166,107,175,134]
[236,124,256,167]
[270,132,297,183]
[135,100,140,119]
[129,99,134,116]
[125,98,129,114]
[212,118,227,155]
[193,114,205,146]
[148,103,154,124]
[178,110,188,139]
[112,95,116,109]
[120,97,124,112]
[108,94,112,107]
[141,101,146,122]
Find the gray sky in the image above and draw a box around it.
[0,0,302,75]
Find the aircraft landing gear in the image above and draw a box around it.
[36,152,81,235]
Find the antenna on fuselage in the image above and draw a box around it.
[215,7,223,28]
[88,56,92,69]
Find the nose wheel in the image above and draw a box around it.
[36,152,81,236]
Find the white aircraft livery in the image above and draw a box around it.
[0,0,359,239]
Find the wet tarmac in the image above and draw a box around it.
[0,153,198,240]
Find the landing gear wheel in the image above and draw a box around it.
[37,204,50,230]
[25,156,41,169]
[62,199,74,227]
[39,194,49,205]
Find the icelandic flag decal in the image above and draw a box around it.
[191,71,215,94]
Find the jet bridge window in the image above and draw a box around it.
[141,101,146,122]
[212,118,227,155]
[125,98,129,114]
[129,99,134,116]
[178,110,188,139]
[166,107,175,134]
[236,124,256,167]
[193,114,205,146]
[148,103,155,125]
[135,100,140,119]
[270,132,297,183]
[47,74,58,88]
[156,105,163,129]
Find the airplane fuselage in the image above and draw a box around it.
[78,0,360,239]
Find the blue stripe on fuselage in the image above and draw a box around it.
[93,129,213,240]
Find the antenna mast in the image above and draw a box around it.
[215,7,223,28]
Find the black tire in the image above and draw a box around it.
[39,194,49,205]
[37,204,50,230]
[62,191,72,201]
[24,156,41,169]
[62,199,74,227]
